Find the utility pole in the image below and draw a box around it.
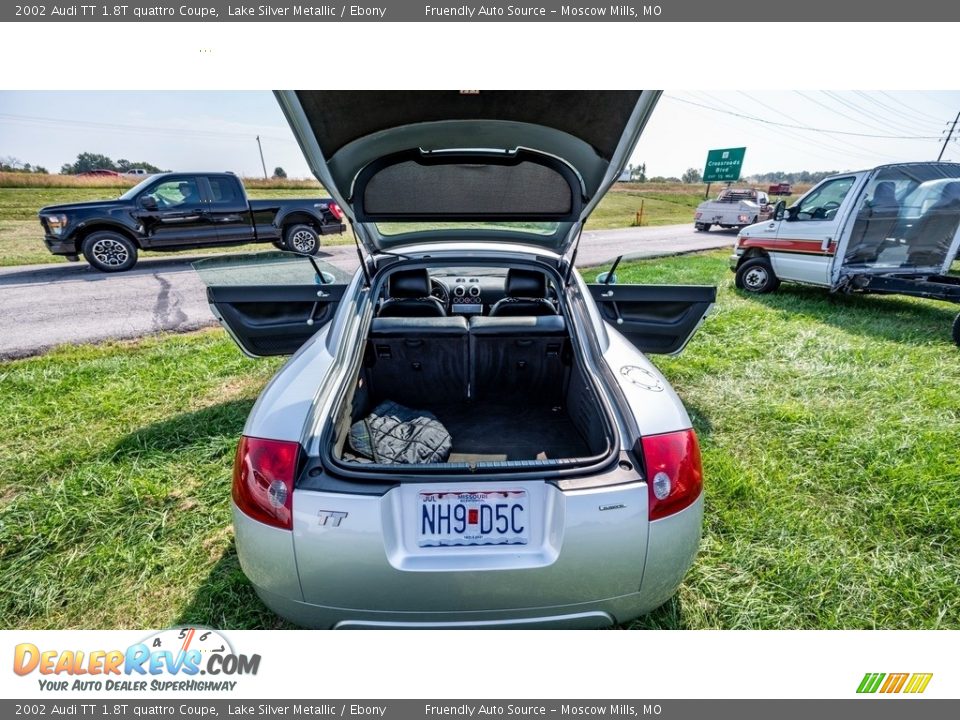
[256,135,268,179]
[937,111,960,162]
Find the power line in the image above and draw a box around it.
[666,95,940,139]
[734,91,904,162]
[0,112,294,144]
[878,91,953,124]
[795,90,922,138]
[822,90,940,136]
[855,91,946,128]
[671,92,879,167]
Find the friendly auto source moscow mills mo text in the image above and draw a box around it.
[424,5,660,17]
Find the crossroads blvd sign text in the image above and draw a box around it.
[703,147,746,183]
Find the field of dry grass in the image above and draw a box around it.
[0,172,323,191]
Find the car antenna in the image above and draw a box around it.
[604,255,623,284]
[304,253,326,281]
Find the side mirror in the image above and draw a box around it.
[317,270,336,285]
[595,271,618,284]
[773,200,786,221]
[139,195,158,211]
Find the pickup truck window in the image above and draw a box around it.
[145,179,202,208]
[208,176,242,204]
[794,177,854,221]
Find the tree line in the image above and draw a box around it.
[624,163,843,185]
[59,153,166,175]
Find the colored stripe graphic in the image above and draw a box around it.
[857,673,885,693]
[857,672,932,694]
[904,673,933,694]
[880,673,908,693]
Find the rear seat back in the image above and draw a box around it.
[469,316,568,402]
[368,317,469,405]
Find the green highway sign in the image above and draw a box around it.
[703,147,746,182]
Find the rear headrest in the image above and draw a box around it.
[506,269,546,298]
[389,269,431,298]
[371,316,468,337]
[469,315,566,336]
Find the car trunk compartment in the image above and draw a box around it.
[327,315,612,473]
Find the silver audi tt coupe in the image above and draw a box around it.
[196,91,716,628]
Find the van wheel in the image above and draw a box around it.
[735,257,780,293]
[695,223,710,232]
[82,231,138,272]
[284,224,320,255]
[952,312,960,348]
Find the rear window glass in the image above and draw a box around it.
[358,156,577,221]
[208,177,240,204]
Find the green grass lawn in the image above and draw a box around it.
[0,187,354,268]
[1,251,958,629]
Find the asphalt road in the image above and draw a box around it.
[0,224,736,359]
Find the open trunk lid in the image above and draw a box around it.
[275,90,660,256]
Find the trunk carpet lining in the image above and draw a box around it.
[425,402,591,461]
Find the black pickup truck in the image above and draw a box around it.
[38,172,346,272]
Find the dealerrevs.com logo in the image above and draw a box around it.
[857,673,933,694]
[13,627,260,692]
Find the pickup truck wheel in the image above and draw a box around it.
[952,312,960,348]
[82,231,138,272]
[284,224,320,255]
[735,257,780,294]
[695,223,710,232]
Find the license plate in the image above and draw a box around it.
[417,489,529,547]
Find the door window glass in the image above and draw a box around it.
[193,251,350,287]
[208,177,242,204]
[793,177,854,221]
[142,179,202,209]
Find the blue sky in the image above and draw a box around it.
[2,90,959,179]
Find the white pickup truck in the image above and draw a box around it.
[729,161,960,346]
[694,188,772,232]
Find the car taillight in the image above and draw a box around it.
[695,212,702,219]
[641,429,703,521]
[328,202,343,221]
[232,435,300,530]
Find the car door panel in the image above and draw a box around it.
[207,284,346,357]
[587,284,716,355]
[194,252,351,357]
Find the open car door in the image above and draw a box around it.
[587,277,716,355]
[193,252,351,357]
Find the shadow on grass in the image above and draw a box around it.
[112,399,254,458]
[680,401,713,441]
[176,541,293,630]
[738,283,960,346]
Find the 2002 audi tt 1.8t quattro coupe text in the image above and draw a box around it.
[195,90,716,629]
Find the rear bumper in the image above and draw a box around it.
[321,222,347,235]
[233,487,703,629]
